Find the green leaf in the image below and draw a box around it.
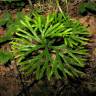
[11,12,89,80]
[0,50,13,65]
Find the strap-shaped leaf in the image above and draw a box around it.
[11,12,89,80]
[68,51,84,67]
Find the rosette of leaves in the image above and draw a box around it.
[0,12,26,43]
[79,2,96,15]
[11,13,89,80]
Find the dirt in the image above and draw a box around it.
[0,64,21,96]
[79,15,96,34]
[0,27,5,36]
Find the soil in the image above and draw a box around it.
[0,1,96,96]
[0,64,21,96]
